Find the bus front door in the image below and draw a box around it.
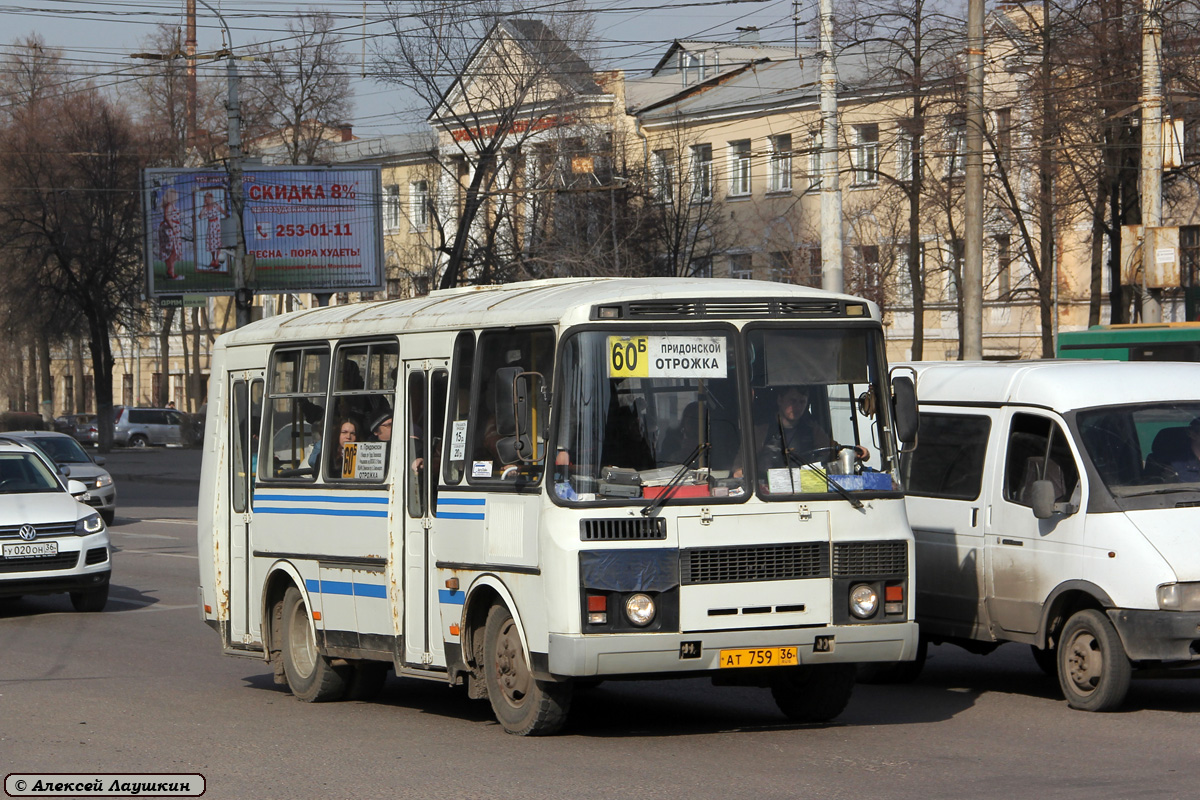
[401,362,449,668]
[229,374,263,647]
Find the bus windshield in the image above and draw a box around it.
[552,325,901,504]
[553,329,746,502]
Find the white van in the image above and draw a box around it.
[896,360,1200,711]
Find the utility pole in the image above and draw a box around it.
[819,0,844,293]
[1139,0,1164,323]
[962,0,985,360]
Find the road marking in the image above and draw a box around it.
[117,548,198,560]
[110,531,181,540]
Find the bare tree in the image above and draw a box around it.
[245,11,353,165]
[0,86,147,449]
[377,2,604,288]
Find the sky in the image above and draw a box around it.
[0,0,819,137]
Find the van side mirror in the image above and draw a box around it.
[1031,479,1056,519]
[891,376,919,445]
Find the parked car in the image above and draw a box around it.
[2,431,116,525]
[0,437,110,611]
[112,406,187,447]
[57,413,100,446]
[895,360,1200,711]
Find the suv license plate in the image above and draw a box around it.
[718,646,798,668]
[3,541,59,558]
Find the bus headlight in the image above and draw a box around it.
[1157,582,1200,611]
[624,593,656,627]
[849,584,879,619]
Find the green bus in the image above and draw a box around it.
[1057,322,1200,362]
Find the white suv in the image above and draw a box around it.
[0,438,111,611]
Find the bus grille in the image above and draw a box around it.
[0,552,80,573]
[832,541,908,576]
[681,542,830,584]
[580,518,667,541]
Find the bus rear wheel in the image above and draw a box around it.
[281,586,347,702]
[771,663,856,723]
[483,604,571,735]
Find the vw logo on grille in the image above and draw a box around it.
[18,525,37,541]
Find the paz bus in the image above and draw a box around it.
[197,278,920,735]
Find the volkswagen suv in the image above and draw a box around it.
[0,438,111,611]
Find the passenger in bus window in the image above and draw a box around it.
[371,409,393,443]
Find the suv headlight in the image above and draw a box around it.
[76,513,104,535]
[1157,582,1200,611]
[95,475,113,488]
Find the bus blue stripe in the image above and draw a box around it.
[436,497,486,506]
[436,512,485,520]
[254,494,388,504]
[438,589,466,605]
[255,506,389,518]
[305,579,386,598]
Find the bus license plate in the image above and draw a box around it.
[718,646,798,669]
[3,541,58,558]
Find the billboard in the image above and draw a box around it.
[143,166,384,297]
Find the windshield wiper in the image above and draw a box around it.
[776,416,863,510]
[1118,485,1200,498]
[640,441,710,517]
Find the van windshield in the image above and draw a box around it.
[1076,403,1200,497]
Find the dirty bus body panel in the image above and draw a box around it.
[198,278,918,735]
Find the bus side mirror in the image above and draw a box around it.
[493,367,535,464]
[892,375,919,445]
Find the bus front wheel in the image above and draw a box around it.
[482,603,571,735]
[281,586,348,702]
[771,663,856,723]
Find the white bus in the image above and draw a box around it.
[198,277,920,735]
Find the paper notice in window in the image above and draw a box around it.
[767,467,827,493]
[352,441,387,481]
[450,419,468,461]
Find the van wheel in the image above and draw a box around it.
[1030,643,1057,676]
[1057,609,1131,712]
[771,663,856,722]
[280,586,347,702]
[129,434,148,448]
[69,582,108,612]
[483,603,571,735]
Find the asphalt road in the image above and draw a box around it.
[3,449,1199,799]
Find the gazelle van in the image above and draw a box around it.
[898,360,1200,711]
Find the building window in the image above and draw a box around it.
[994,108,1012,169]
[384,184,401,231]
[681,51,718,84]
[856,244,881,304]
[652,149,675,203]
[729,252,753,280]
[995,234,1012,298]
[897,130,919,183]
[852,124,879,185]
[808,132,823,189]
[798,245,822,288]
[83,375,94,412]
[1182,226,1200,288]
[690,144,713,202]
[768,134,792,192]
[896,243,925,304]
[946,115,967,179]
[122,374,133,407]
[728,140,751,197]
[64,375,74,414]
[946,240,964,302]
[151,372,162,405]
[409,180,429,230]
[689,257,713,278]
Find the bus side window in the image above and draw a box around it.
[327,341,397,481]
[264,346,328,479]
[430,369,448,512]
[468,328,554,481]
[443,331,475,485]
